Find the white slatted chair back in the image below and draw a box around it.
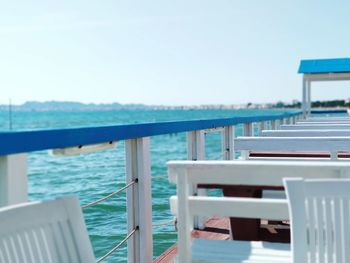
[303,117,350,122]
[281,124,350,130]
[235,136,350,160]
[297,122,350,125]
[0,196,95,263]
[284,178,350,263]
[169,160,350,262]
[262,130,350,137]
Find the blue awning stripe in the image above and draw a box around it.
[298,58,350,74]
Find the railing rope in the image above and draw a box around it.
[152,218,177,228]
[82,179,137,209]
[97,227,139,263]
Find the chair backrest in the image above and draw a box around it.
[0,196,95,263]
[284,178,350,263]
[262,130,350,137]
[235,136,350,160]
[169,160,350,262]
[281,124,350,130]
[301,117,350,123]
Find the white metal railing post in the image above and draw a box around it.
[187,130,206,229]
[243,123,253,136]
[259,121,265,135]
[241,123,253,159]
[187,130,205,161]
[307,80,311,116]
[221,126,235,160]
[302,76,307,117]
[274,119,279,129]
[271,120,277,130]
[126,138,153,263]
[280,118,284,127]
[0,154,27,207]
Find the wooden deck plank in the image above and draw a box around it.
[154,217,230,263]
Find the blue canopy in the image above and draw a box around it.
[298,58,350,74]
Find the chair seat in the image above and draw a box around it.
[191,239,291,263]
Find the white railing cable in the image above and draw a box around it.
[96,226,139,263]
[152,175,168,180]
[82,179,138,209]
[152,218,177,228]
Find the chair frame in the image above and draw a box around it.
[0,196,95,263]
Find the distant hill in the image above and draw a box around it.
[0,101,157,111]
[1,99,348,112]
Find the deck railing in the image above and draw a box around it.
[0,110,302,263]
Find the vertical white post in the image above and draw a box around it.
[126,138,153,263]
[280,119,284,127]
[242,123,253,159]
[221,126,234,160]
[187,131,205,161]
[274,119,279,129]
[271,120,277,130]
[0,154,27,207]
[302,76,307,117]
[187,130,206,229]
[330,152,337,161]
[243,123,253,136]
[259,121,265,135]
[307,81,311,116]
[177,168,192,263]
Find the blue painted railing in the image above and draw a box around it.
[0,109,303,262]
[0,111,301,155]
[311,109,347,114]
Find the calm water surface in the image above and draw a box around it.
[0,109,293,262]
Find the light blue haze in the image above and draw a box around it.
[1,1,350,106]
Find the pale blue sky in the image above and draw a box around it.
[1,1,350,106]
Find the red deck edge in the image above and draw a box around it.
[249,151,350,158]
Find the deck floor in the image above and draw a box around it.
[154,217,230,263]
[154,217,290,262]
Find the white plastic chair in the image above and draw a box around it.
[170,161,350,263]
[0,196,95,263]
[285,178,350,263]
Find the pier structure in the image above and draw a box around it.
[0,111,301,262]
[299,58,350,116]
[3,58,350,262]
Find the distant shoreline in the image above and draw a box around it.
[0,100,348,112]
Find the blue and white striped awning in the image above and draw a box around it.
[298,58,350,74]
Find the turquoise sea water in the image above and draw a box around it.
[0,109,294,262]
